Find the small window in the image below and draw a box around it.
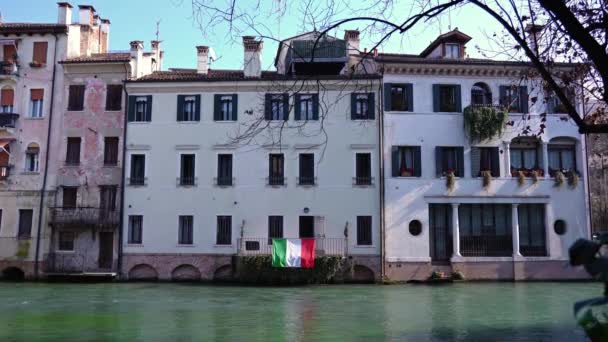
[471,83,492,106]
[30,89,44,118]
[357,216,372,245]
[268,216,284,244]
[17,209,33,239]
[295,94,318,120]
[3,44,16,64]
[99,186,117,211]
[436,147,464,177]
[355,153,372,185]
[58,231,75,251]
[548,144,576,176]
[409,220,422,236]
[68,85,85,111]
[62,187,77,208]
[135,97,148,121]
[25,144,40,173]
[444,43,460,59]
[128,96,152,122]
[388,84,412,111]
[104,137,119,166]
[351,93,374,120]
[128,215,143,244]
[65,137,81,165]
[299,216,314,238]
[434,85,460,112]
[129,154,146,185]
[178,215,194,245]
[269,154,285,185]
[554,220,567,235]
[105,85,123,111]
[265,94,288,120]
[32,42,48,65]
[245,241,260,250]
[214,95,237,121]
[216,216,232,245]
[392,146,420,177]
[217,154,233,186]
[177,95,200,121]
[298,153,315,185]
[179,154,196,186]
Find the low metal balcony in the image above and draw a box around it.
[49,207,119,229]
[0,62,18,76]
[237,237,347,256]
[0,113,19,128]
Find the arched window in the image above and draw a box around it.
[25,143,39,173]
[1,86,14,113]
[471,82,492,106]
[548,137,577,177]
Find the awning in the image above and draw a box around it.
[0,139,14,155]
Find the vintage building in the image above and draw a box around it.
[378,29,590,281]
[123,32,382,281]
[0,2,157,279]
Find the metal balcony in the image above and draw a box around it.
[0,113,19,128]
[49,207,119,229]
[0,62,18,76]
[237,237,347,256]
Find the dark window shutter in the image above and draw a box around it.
[435,146,443,177]
[264,94,272,120]
[406,84,414,111]
[312,94,319,120]
[499,86,508,107]
[213,94,221,120]
[455,85,462,112]
[384,83,392,111]
[194,95,201,121]
[177,95,185,121]
[490,147,500,177]
[391,146,399,177]
[231,94,238,120]
[268,154,272,178]
[127,96,136,122]
[145,95,152,121]
[351,93,357,120]
[432,84,440,112]
[519,86,529,113]
[471,147,480,177]
[367,93,375,119]
[282,93,289,120]
[294,94,301,120]
[413,146,422,177]
[456,147,464,177]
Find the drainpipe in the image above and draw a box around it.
[117,63,130,278]
[378,75,386,281]
[34,33,60,279]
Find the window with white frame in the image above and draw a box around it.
[30,89,44,118]
[220,96,233,121]
[135,97,148,121]
[24,144,39,172]
[183,96,197,121]
[299,95,314,120]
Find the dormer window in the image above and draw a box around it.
[445,43,460,59]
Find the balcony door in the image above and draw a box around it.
[98,232,113,269]
[429,204,453,262]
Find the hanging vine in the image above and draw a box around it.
[463,106,508,143]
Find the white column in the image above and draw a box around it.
[542,141,549,178]
[512,204,522,257]
[503,142,511,176]
[452,203,461,257]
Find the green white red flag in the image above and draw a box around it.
[271,238,315,268]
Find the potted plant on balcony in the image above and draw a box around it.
[400,167,413,177]
[554,170,566,187]
[568,171,579,188]
[445,170,456,191]
[517,170,526,186]
[481,170,492,188]
[531,169,541,184]
[463,105,508,143]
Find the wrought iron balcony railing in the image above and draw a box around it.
[237,237,347,256]
[0,113,19,128]
[49,207,119,228]
[460,235,513,257]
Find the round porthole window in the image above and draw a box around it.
[409,220,422,236]
[554,220,567,235]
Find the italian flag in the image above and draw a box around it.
[272,238,315,268]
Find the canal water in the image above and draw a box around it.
[0,282,599,341]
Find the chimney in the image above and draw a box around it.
[344,30,360,56]
[130,40,144,78]
[100,19,111,53]
[196,46,209,74]
[525,24,545,55]
[78,5,95,26]
[57,2,72,25]
[243,36,263,78]
[152,40,162,71]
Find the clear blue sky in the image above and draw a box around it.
[2,0,503,71]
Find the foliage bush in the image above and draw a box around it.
[463,105,508,143]
[236,255,348,285]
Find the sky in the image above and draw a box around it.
[2,0,503,71]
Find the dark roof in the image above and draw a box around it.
[131,69,380,82]
[0,23,68,34]
[419,29,472,57]
[374,53,579,68]
[60,53,131,64]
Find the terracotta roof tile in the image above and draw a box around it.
[132,69,380,82]
[0,23,68,34]
[61,53,131,64]
[373,53,579,68]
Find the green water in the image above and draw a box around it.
[0,282,600,341]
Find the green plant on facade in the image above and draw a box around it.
[481,170,492,188]
[569,172,579,188]
[463,105,508,143]
[532,170,540,184]
[555,171,566,187]
[237,255,348,285]
[446,171,456,192]
[451,270,465,281]
[517,171,526,186]
[15,240,30,259]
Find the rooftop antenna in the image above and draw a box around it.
[155,19,161,41]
